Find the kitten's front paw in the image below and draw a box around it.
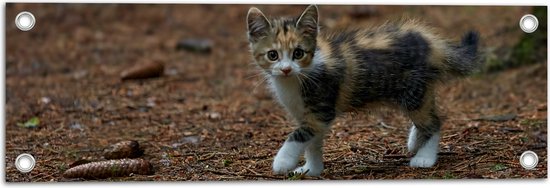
[293,164,323,176]
[272,154,299,174]
[409,154,437,168]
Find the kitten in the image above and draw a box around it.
[246,5,480,176]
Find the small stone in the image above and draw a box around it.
[70,122,84,131]
[176,38,212,53]
[146,97,156,107]
[207,112,221,120]
[171,136,200,148]
[72,70,88,79]
[182,136,200,144]
[237,117,247,123]
[159,159,171,167]
[41,97,51,104]
[166,68,178,76]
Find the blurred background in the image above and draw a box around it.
[5,4,547,181]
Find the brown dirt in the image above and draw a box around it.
[5,4,547,181]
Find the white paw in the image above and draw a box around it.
[273,154,299,174]
[409,131,439,168]
[409,154,437,167]
[293,164,323,176]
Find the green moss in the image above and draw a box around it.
[491,163,507,171]
[520,137,529,143]
[221,159,232,167]
[510,33,537,66]
[287,171,308,180]
[442,171,456,179]
[58,163,68,172]
[520,119,546,127]
[484,57,507,72]
[110,165,121,176]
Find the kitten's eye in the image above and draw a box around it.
[267,50,279,61]
[293,49,304,60]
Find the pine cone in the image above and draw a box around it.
[63,159,153,179]
[103,140,144,159]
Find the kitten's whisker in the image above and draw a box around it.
[245,72,267,79]
[299,72,321,89]
[296,74,307,91]
[251,76,269,94]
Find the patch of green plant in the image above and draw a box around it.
[287,170,308,180]
[161,118,172,125]
[483,57,507,73]
[520,119,546,127]
[509,34,537,66]
[520,137,529,143]
[442,171,456,179]
[111,166,121,175]
[221,159,232,167]
[17,117,40,128]
[491,163,507,171]
[65,149,80,159]
[58,163,68,172]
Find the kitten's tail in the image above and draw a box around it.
[444,31,481,77]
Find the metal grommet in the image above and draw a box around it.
[519,151,538,170]
[15,153,36,173]
[519,14,538,33]
[15,11,36,31]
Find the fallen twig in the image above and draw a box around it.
[205,169,282,179]
[382,154,408,159]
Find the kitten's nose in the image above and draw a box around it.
[281,67,292,75]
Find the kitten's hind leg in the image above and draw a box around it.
[406,99,441,168]
[408,125,440,167]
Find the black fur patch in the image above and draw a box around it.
[347,31,438,111]
[446,31,480,76]
[300,63,344,124]
[288,126,316,142]
[330,29,360,47]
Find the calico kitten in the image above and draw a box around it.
[246,5,480,176]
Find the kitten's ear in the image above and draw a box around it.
[296,5,319,38]
[247,7,271,43]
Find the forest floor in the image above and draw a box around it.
[4,4,547,181]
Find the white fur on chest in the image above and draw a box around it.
[269,77,305,121]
